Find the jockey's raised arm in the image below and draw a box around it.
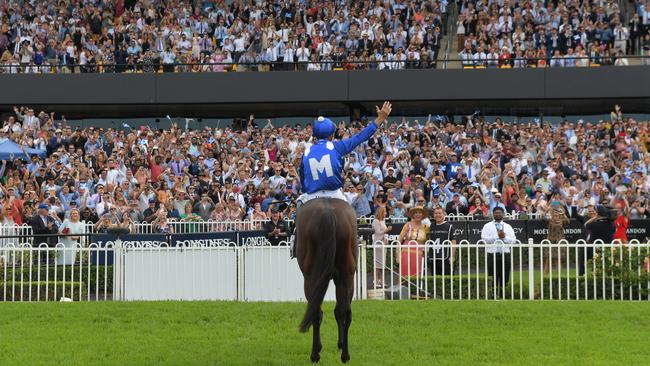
[334,122,379,156]
[334,101,392,156]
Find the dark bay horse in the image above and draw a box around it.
[296,197,358,363]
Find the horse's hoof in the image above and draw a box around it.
[310,354,320,363]
[341,353,350,363]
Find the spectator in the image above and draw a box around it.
[613,200,630,244]
[193,194,216,221]
[581,205,616,275]
[351,185,371,217]
[480,207,516,296]
[57,208,85,265]
[371,205,392,287]
[398,205,429,277]
[468,196,489,219]
[427,207,457,276]
[30,203,60,261]
[544,203,570,275]
[263,207,289,246]
[445,193,468,217]
[152,210,174,234]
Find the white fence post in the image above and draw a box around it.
[237,246,245,301]
[528,238,534,300]
[113,239,123,301]
[358,241,367,300]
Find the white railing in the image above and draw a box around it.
[0,243,113,302]
[0,225,33,247]
[2,238,648,302]
[0,240,365,302]
[365,239,650,301]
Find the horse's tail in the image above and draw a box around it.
[299,206,337,333]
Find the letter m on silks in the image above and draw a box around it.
[308,155,334,180]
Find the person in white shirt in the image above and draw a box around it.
[295,40,310,70]
[473,45,488,67]
[269,165,286,192]
[307,54,322,71]
[106,158,126,187]
[282,45,295,70]
[480,206,517,296]
[614,50,629,66]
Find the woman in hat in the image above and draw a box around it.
[397,205,429,277]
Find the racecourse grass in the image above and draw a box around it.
[0,301,648,365]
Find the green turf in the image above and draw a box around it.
[0,301,648,365]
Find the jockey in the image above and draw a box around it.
[289,101,392,257]
[297,101,393,207]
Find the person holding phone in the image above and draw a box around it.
[480,206,517,297]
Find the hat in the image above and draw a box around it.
[407,205,428,218]
[270,207,280,213]
[38,204,49,210]
[148,198,156,203]
[535,184,543,190]
[312,116,336,139]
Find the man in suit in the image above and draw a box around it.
[563,194,580,219]
[30,204,59,262]
[445,193,468,216]
[193,194,215,221]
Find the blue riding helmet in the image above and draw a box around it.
[312,116,336,139]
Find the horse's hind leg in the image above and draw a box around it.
[310,309,323,363]
[334,275,354,363]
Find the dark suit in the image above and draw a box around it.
[445,201,468,216]
[564,205,579,219]
[30,214,59,263]
[31,215,58,247]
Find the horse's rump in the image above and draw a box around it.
[296,198,357,333]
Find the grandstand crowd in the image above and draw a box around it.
[0,105,648,237]
[0,0,648,73]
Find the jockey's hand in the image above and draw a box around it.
[375,101,392,126]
